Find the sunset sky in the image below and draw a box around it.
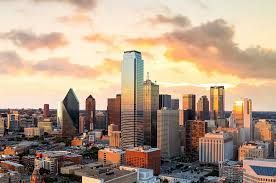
[1,0,276,111]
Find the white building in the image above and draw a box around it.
[157,109,180,159]
[243,159,276,183]
[199,132,233,163]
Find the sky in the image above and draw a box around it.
[0,0,276,111]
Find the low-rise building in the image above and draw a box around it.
[24,127,44,137]
[239,141,269,161]
[219,160,243,183]
[98,148,125,166]
[0,161,24,173]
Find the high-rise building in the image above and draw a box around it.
[108,124,119,136]
[254,119,273,142]
[57,88,79,137]
[197,96,210,121]
[79,116,85,134]
[171,99,179,110]
[231,98,252,141]
[179,109,194,126]
[238,141,269,161]
[199,132,233,164]
[109,131,121,148]
[86,95,96,131]
[157,109,180,158]
[107,94,121,130]
[210,86,225,120]
[219,160,243,183]
[243,159,276,183]
[184,120,207,155]
[121,50,144,148]
[43,104,49,118]
[95,111,107,130]
[125,146,160,175]
[0,118,5,136]
[7,111,19,131]
[159,94,171,109]
[144,75,159,147]
[182,94,196,114]
[37,119,53,134]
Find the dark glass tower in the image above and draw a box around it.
[86,95,96,130]
[57,88,79,137]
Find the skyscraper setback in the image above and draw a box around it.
[57,88,79,137]
[144,75,159,147]
[121,50,144,148]
[86,95,96,131]
[210,86,225,120]
[107,94,121,130]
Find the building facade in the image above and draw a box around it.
[107,94,121,130]
[197,96,210,121]
[121,51,144,148]
[159,94,171,109]
[210,86,225,120]
[86,95,96,131]
[171,99,179,110]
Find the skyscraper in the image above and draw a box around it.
[159,94,172,109]
[57,88,79,137]
[86,95,96,131]
[231,98,252,141]
[121,50,144,148]
[197,96,210,121]
[144,74,159,147]
[43,104,49,118]
[171,99,179,110]
[210,86,225,120]
[107,94,121,130]
[182,94,196,119]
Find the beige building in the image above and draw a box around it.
[98,148,125,166]
[157,109,180,158]
[239,141,269,161]
[24,127,44,137]
[109,131,121,148]
[38,119,53,134]
[254,119,273,142]
[243,159,276,183]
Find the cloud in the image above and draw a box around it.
[127,18,276,80]
[57,12,93,25]
[0,51,121,78]
[0,30,68,51]
[83,33,114,45]
[32,0,97,11]
[148,14,191,27]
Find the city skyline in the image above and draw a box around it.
[1,0,276,111]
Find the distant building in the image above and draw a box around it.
[24,127,44,138]
[0,161,24,173]
[86,95,96,131]
[239,141,269,161]
[179,109,195,126]
[43,104,50,118]
[98,148,125,166]
[7,111,19,131]
[230,98,253,141]
[108,124,119,136]
[121,51,144,148]
[254,119,273,142]
[210,86,225,120]
[159,94,171,109]
[79,115,85,134]
[199,132,233,163]
[95,111,107,130]
[143,75,159,147]
[197,96,210,121]
[125,146,160,175]
[157,109,180,158]
[219,160,243,183]
[243,159,276,183]
[182,94,196,120]
[107,94,121,130]
[0,118,5,136]
[57,88,79,137]
[37,118,53,134]
[171,99,179,110]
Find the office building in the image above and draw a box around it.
[98,148,125,166]
[179,109,195,126]
[182,94,196,120]
[199,132,233,163]
[24,127,44,137]
[43,104,49,118]
[239,141,269,161]
[125,146,160,175]
[157,109,180,158]
[57,88,79,137]
[243,159,276,183]
[7,111,19,131]
[197,96,210,121]
[0,118,4,136]
[121,50,144,148]
[107,94,121,130]
[86,95,96,131]
[144,74,159,147]
[210,86,225,120]
[254,119,273,142]
[185,120,207,154]
[171,99,179,110]
[109,131,121,148]
[108,124,119,136]
[219,160,243,183]
[95,111,107,130]
[159,94,171,109]
[231,98,253,141]
[79,115,85,134]
[37,118,53,134]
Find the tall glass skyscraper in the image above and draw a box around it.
[197,96,210,121]
[210,86,225,120]
[182,94,196,119]
[144,75,159,147]
[121,50,144,148]
[86,95,96,131]
[57,88,79,137]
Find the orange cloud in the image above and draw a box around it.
[57,12,92,25]
[83,33,114,45]
[0,30,68,51]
